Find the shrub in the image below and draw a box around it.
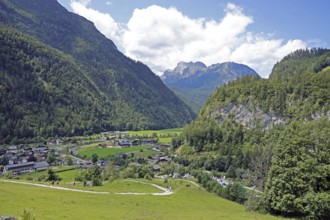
[25,176,33,181]
[244,191,267,214]
[37,174,46,182]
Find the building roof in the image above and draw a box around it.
[4,162,35,170]
[34,161,49,169]
[153,165,161,170]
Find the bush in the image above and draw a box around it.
[144,173,153,180]
[19,208,36,220]
[244,191,267,214]
[25,176,33,181]
[5,171,13,179]
[37,174,46,182]
[92,177,102,186]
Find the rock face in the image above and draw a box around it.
[195,49,330,131]
[210,102,285,129]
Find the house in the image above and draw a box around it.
[0,148,7,156]
[23,147,33,155]
[69,148,77,155]
[34,161,50,171]
[141,139,157,146]
[152,146,161,151]
[46,139,63,145]
[3,162,35,175]
[7,146,18,154]
[160,144,171,148]
[172,173,182,178]
[213,176,230,187]
[117,152,128,159]
[183,173,194,179]
[98,143,107,148]
[7,145,18,151]
[152,165,161,172]
[148,155,171,164]
[82,162,94,169]
[34,146,48,152]
[97,160,106,168]
[116,139,139,147]
[241,173,249,181]
[158,156,171,164]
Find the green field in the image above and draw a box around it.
[127,128,183,136]
[158,137,172,144]
[0,178,282,220]
[78,145,155,158]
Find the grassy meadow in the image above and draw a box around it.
[127,128,183,137]
[0,178,282,220]
[77,145,155,159]
[18,169,163,193]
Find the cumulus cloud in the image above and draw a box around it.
[71,0,91,7]
[70,2,307,77]
[70,1,122,46]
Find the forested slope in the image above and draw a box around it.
[0,0,195,143]
[172,49,330,219]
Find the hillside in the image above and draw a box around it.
[173,49,330,219]
[201,49,330,127]
[0,0,195,143]
[162,61,258,113]
[0,179,281,220]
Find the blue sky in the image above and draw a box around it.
[57,0,329,77]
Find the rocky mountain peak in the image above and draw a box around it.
[162,61,207,83]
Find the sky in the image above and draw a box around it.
[57,0,330,78]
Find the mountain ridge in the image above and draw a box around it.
[0,0,195,143]
[162,61,259,113]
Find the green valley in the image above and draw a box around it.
[0,0,329,219]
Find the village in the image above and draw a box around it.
[0,130,174,178]
[0,130,239,193]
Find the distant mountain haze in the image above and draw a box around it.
[162,61,258,113]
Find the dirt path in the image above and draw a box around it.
[0,179,173,196]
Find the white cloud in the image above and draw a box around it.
[70,1,122,46]
[71,0,91,7]
[70,2,307,78]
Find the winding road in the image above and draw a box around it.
[0,179,173,196]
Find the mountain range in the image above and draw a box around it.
[162,61,258,113]
[0,0,195,143]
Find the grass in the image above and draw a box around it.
[58,180,163,193]
[158,137,172,144]
[127,128,183,137]
[77,145,152,159]
[0,178,282,220]
[13,169,163,193]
